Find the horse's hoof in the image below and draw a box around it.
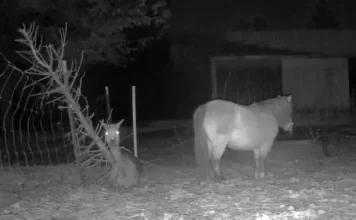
[215,174,227,182]
[254,172,265,179]
[198,178,214,185]
[259,172,265,179]
[266,172,274,178]
[196,175,214,185]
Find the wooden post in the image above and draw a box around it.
[105,86,112,123]
[210,58,217,99]
[132,86,138,157]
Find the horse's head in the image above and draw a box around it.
[272,95,294,134]
[102,119,125,146]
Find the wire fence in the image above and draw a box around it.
[0,54,74,170]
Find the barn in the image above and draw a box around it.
[210,55,350,126]
[208,30,356,126]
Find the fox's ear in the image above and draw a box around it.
[101,120,107,129]
[116,119,124,129]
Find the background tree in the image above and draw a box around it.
[307,0,339,29]
[1,0,171,67]
[0,0,171,131]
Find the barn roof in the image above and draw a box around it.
[170,31,329,58]
[226,30,356,57]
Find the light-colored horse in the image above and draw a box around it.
[193,95,293,181]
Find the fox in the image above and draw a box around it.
[102,120,142,186]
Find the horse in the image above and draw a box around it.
[193,95,293,182]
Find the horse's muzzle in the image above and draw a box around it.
[284,122,294,136]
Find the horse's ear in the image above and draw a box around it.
[287,95,292,102]
[116,119,125,129]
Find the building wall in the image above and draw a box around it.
[213,56,282,105]
[282,57,349,110]
[212,56,352,125]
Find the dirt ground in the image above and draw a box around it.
[1,125,356,220]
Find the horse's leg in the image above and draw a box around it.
[253,144,271,179]
[209,141,227,181]
[253,149,261,179]
[258,154,266,179]
[258,142,272,179]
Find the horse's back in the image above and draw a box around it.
[204,99,236,114]
[204,99,258,124]
[204,99,279,150]
[204,100,246,133]
[203,100,259,138]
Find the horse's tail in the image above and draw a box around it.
[321,139,333,157]
[193,104,210,180]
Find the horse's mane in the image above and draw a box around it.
[251,96,293,123]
